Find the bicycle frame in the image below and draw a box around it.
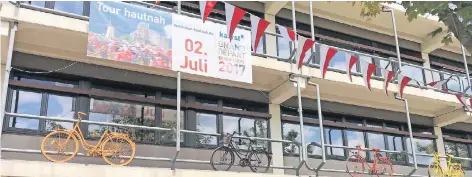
[349,145,391,174]
[60,113,111,153]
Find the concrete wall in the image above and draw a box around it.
[11,52,269,104]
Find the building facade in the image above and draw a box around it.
[1,1,472,177]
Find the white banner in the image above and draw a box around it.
[172,14,252,83]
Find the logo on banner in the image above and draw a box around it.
[219,31,244,41]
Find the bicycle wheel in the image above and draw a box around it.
[428,162,444,177]
[449,164,465,177]
[210,146,234,171]
[101,136,135,166]
[248,150,271,173]
[346,154,365,177]
[41,130,78,163]
[378,157,394,177]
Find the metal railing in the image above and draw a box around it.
[11,1,471,97]
[1,112,304,172]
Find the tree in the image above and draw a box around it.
[282,129,314,155]
[355,1,472,53]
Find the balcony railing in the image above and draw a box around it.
[11,1,472,97]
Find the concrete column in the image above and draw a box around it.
[422,52,433,84]
[433,126,447,169]
[264,13,277,57]
[269,104,284,174]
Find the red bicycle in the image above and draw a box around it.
[346,145,394,177]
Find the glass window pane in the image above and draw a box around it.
[328,52,347,71]
[277,37,291,59]
[9,90,41,130]
[31,1,46,7]
[46,94,75,131]
[54,1,84,15]
[196,112,217,145]
[406,138,434,165]
[346,130,366,157]
[88,99,155,142]
[325,128,344,156]
[253,35,265,55]
[20,77,75,88]
[367,133,386,160]
[282,123,321,156]
[443,73,462,92]
[456,143,470,168]
[401,64,425,86]
[387,135,405,163]
[161,108,184,144]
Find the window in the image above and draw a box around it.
[9,90,42,130]
[160,108,184,144]
[367,132,386,160]
[46,94,76,131]
[277,36,292,59]
[196,112,217,146]
[346,130,366,156]
[406,138,435,165]
[54,1,84,15]
[223,115,268,149]
[282,123,322,156]
[400,62,425,86]
[445,142,471,168]
[387,135,406,163]
[325,128,343,157]
[30,1,46,7]
[88,99,155,143]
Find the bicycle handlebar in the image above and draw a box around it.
[77,112,87,120]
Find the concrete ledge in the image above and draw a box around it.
[0,159,299,177]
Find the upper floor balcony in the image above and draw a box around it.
[0,1,471,128]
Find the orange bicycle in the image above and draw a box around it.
[346,145,394,177]
[41,112,136,166]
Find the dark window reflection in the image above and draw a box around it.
[160,108,184,144]
[88,99,155,142]
[9,90,42,130]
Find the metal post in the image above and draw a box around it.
[387,7,418,175]
[390,10,403,71]
[314,83,326,165]
[461,45,471,92]
[296,77,306,162]
[171,1,182,170]
[0,22,17,158]
[291,0,297,68]
[309,1,315,41]
[404,99,418,175]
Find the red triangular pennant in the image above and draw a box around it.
[344,53,358,82]
[320,45,338,79]
[398,74,412,98]
[382,69,395,96]
[276,24,296,41]
[250,14,270,52]
[360,61,376,90]
[455,94,471,111]
[199,1,217,23]
[225,3,246,42]
[295,35,315,69]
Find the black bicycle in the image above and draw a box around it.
[210,132,271,173]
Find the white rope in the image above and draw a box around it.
[11,61,78,74]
